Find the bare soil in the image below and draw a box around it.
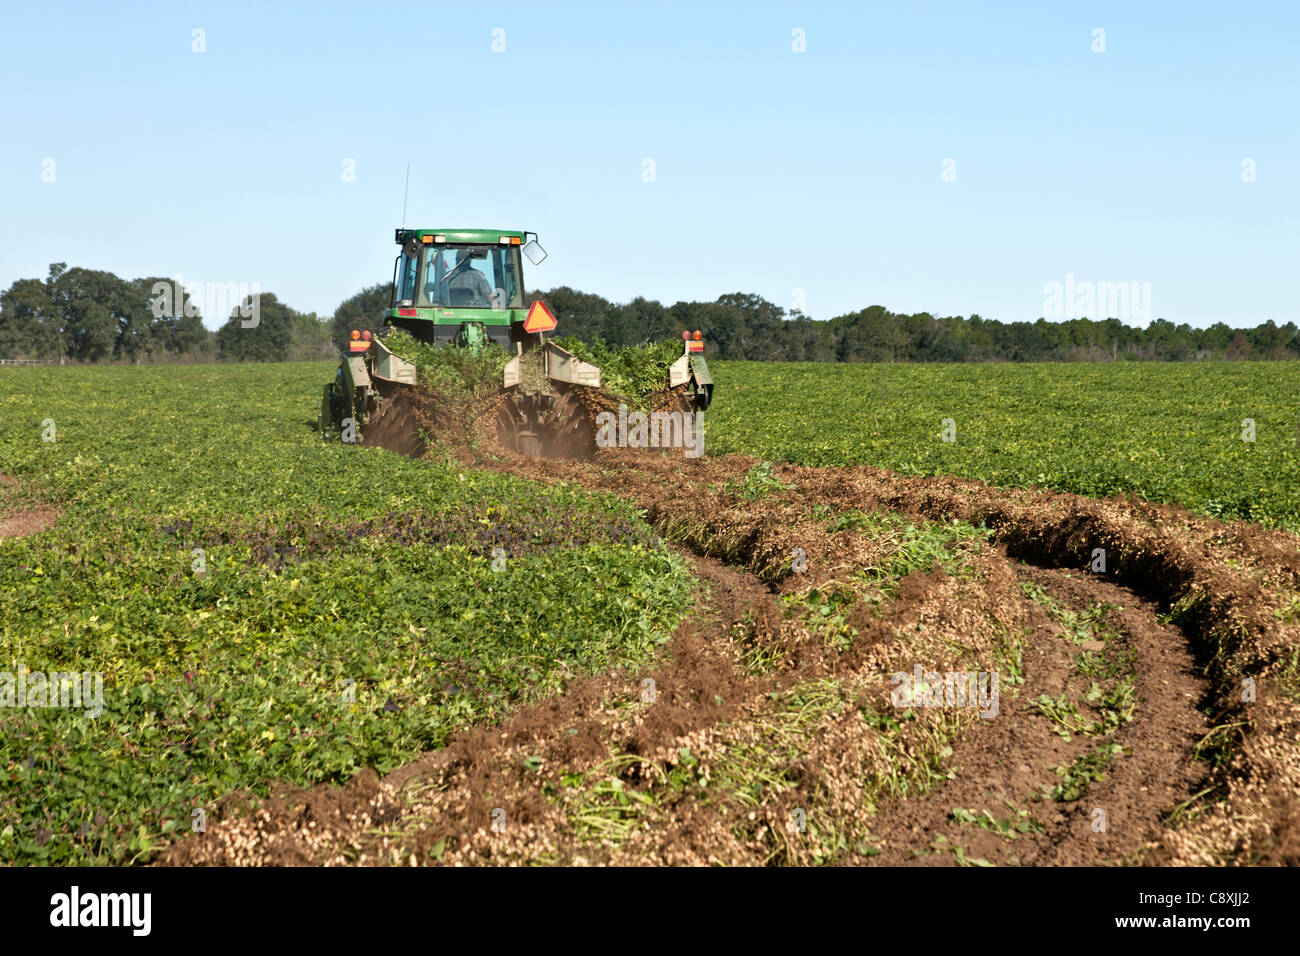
[0,473,59,539]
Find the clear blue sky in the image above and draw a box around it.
[1,0,1295,329]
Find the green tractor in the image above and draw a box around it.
[319,227,714,457]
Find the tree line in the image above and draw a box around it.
[0,263,335,363]
[3,263,1298,364]
[521,288,1300,362]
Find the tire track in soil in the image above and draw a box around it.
[460,448,1215,866]
[869,566,1210,866]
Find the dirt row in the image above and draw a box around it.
[158,400,1300,864]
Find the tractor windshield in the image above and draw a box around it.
[418,244,525,310]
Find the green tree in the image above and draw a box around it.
[688,301,748,359]
[833,306,906,362]
[330,281,391,351]
[1248,320,1295,359]
[50,266,135,361]
[1199,322,1235,355]
[716,292,787,360]
[0,276,61,359]
[290,311,336,360]
[216,292,295,362]
[615,297,674,347]
[131,277,208,361]
[780,312,836,361]
[530,286,618,343]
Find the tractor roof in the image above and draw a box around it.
[395,228,526,245]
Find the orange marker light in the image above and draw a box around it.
[350,330,360,341]
[693,330,702,341]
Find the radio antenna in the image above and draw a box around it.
[400,163,411,228]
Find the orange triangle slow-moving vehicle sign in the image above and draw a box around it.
[523,300,558,334]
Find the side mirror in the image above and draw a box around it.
[522,239,547,265]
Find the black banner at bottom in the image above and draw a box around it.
[0,864,1276,943]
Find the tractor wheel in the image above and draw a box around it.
[691,380,713,412]
[318,383,337,439]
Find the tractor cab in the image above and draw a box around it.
[388,229,548,347]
